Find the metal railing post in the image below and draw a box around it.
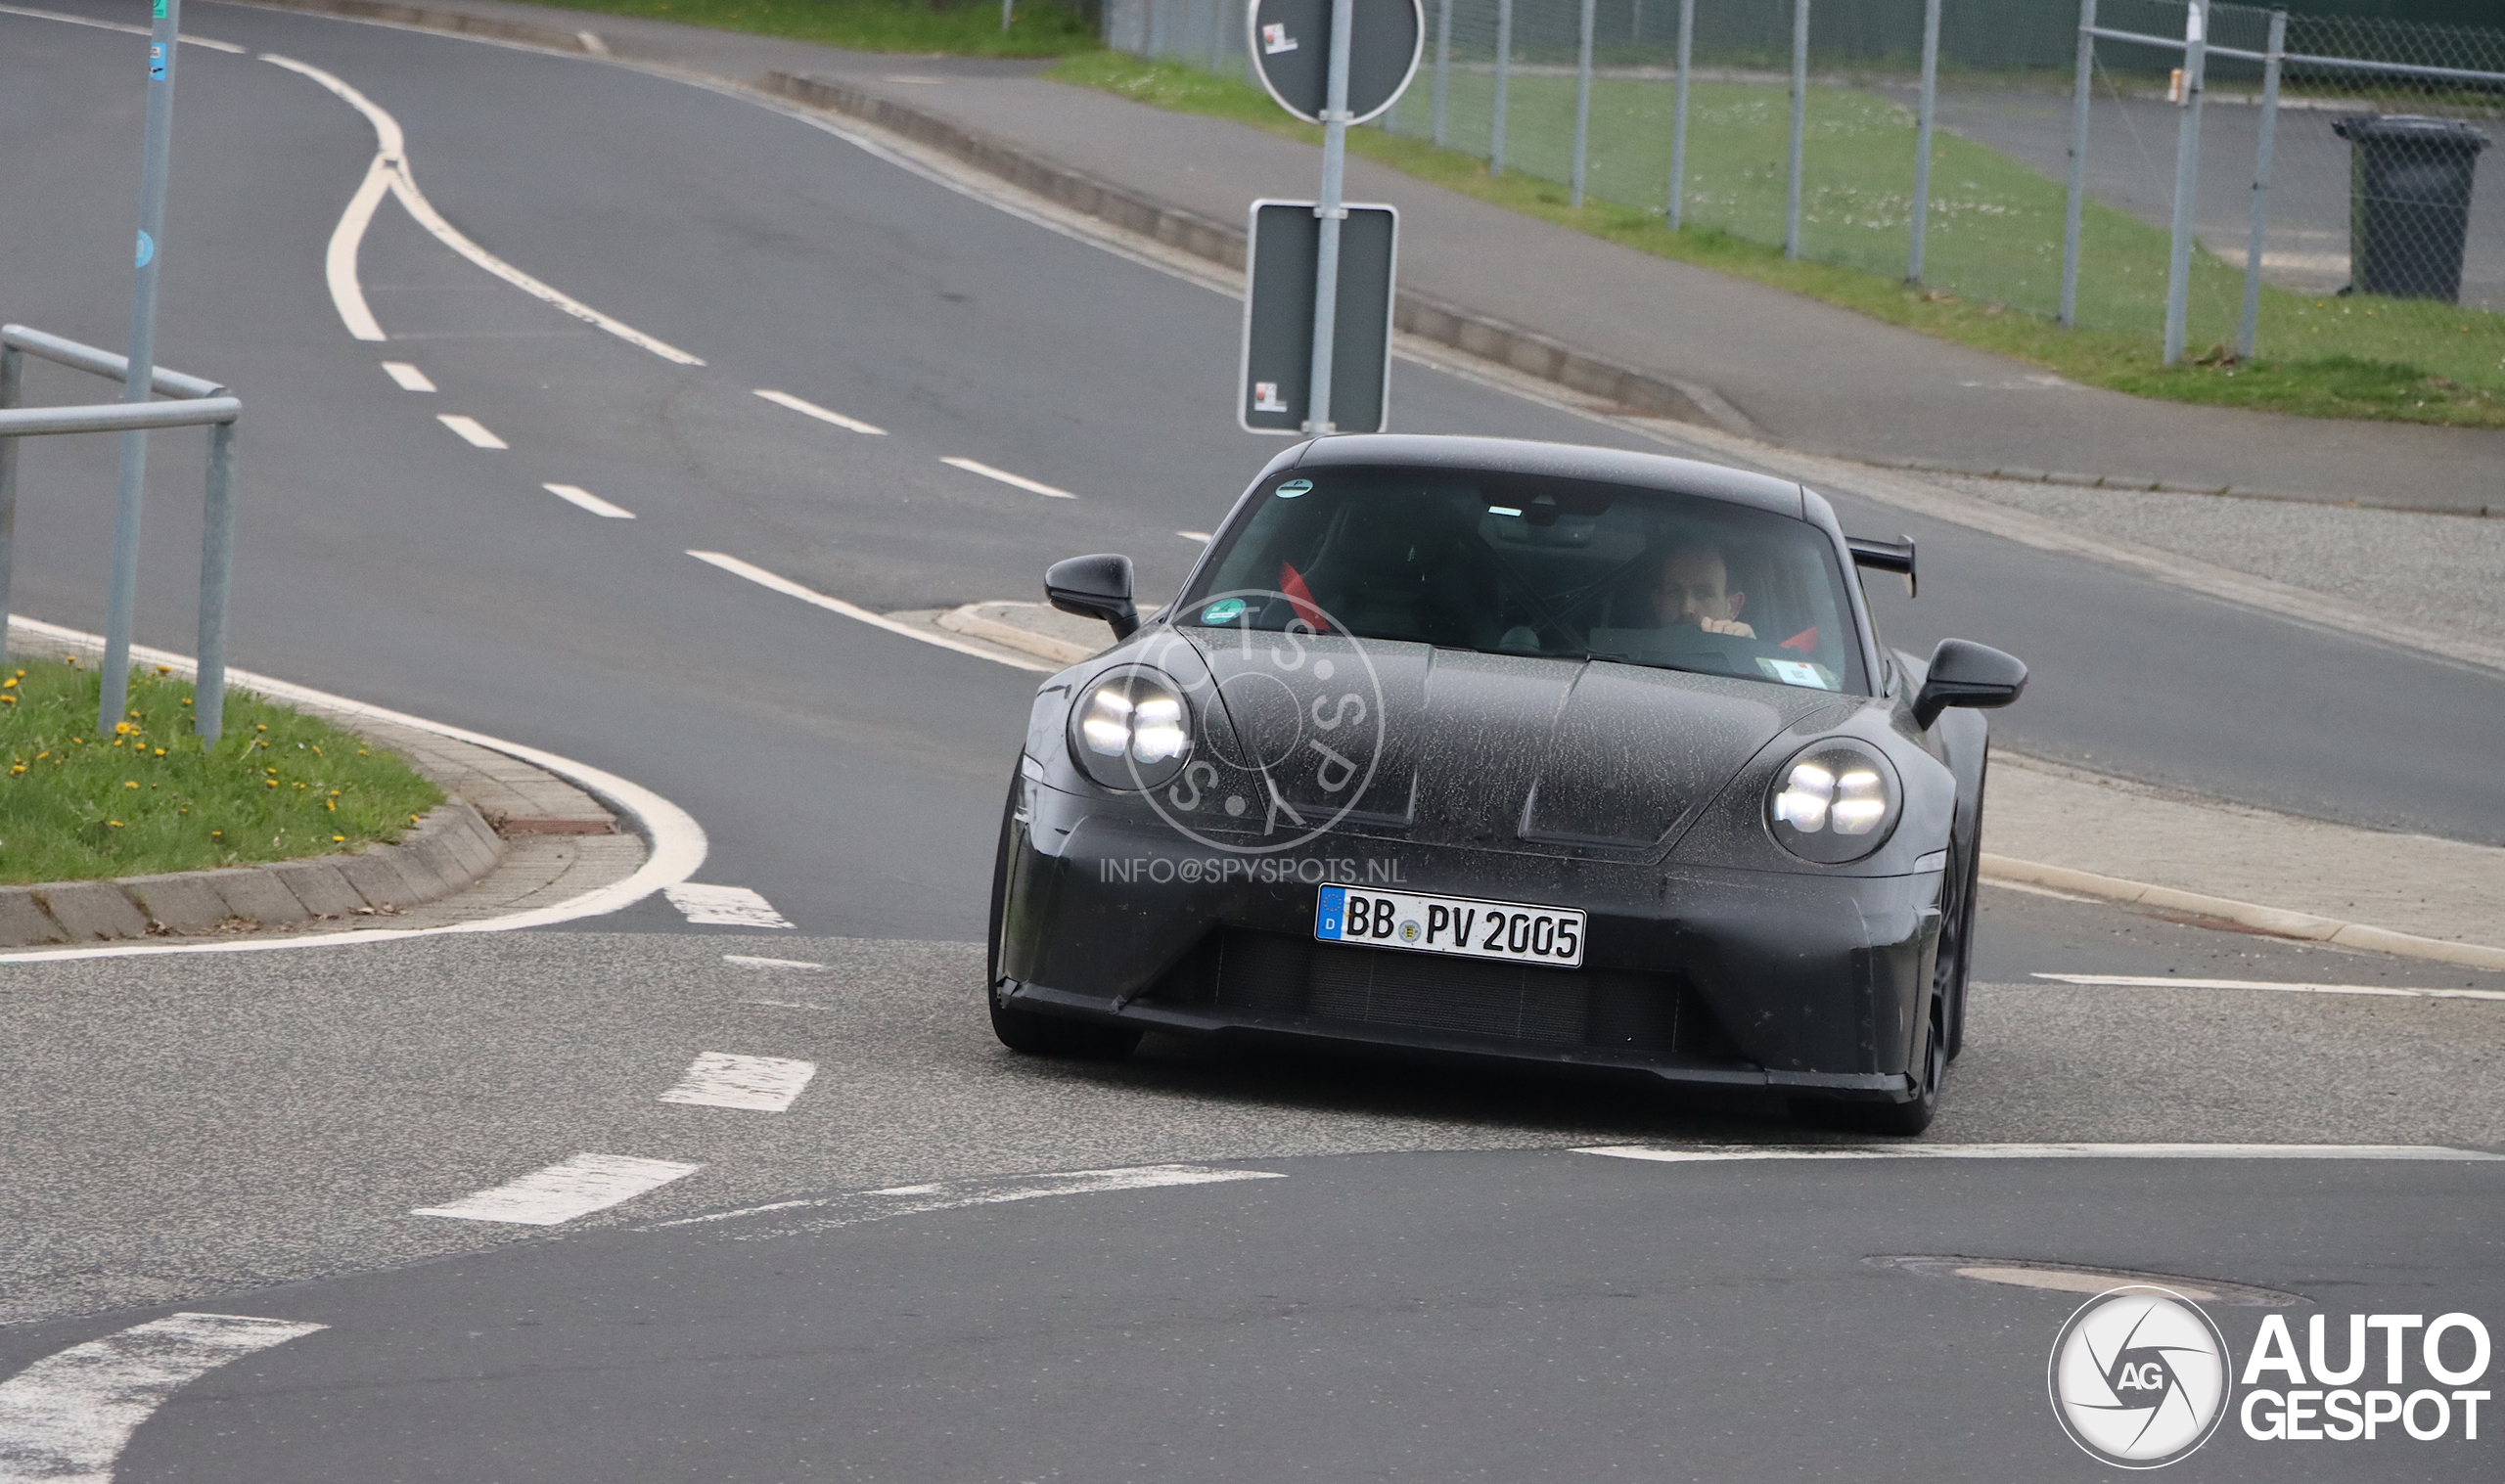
[1667,0,1692,227]
[1431,0,1450,148]
[1490,0,1512,173]
[2163,0,2209,366]
[2237,8,2286,362]
[1785,0,1808,258]
[1908,0,1941,283]
[194,419,234,745]
[2060,0,2096,327]
[1571,0,1596,206]
[0,345,18,667]
[102,0,186,736]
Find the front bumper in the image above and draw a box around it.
[997,781,1945,1102]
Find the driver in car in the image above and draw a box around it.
[1652,542,1756,638]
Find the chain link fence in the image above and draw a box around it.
[1106,0,2503,391]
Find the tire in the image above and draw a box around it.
[1937,814,1981,1064]
[1791,993,1943,1137]
[988,987,1143,1060]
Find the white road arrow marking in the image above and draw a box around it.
[413,1153,702,1226]
[263,52,704,365]
[0,1313,325,1484]
[664,882,795,928]
[660,1052,818,1111]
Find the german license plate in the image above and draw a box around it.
[1314,885,1585,967]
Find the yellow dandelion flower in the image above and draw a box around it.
[332,833,345,842]
[124,781,139,789]
[107,820,121,829]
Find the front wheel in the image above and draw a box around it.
[988,987,1143,1060]
[1791,994,1943,1138]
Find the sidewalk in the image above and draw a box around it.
[220,0,2505,515]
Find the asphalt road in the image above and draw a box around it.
[1,7,2500,1479]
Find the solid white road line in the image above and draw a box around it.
[413,1153,701,1226]
[0,4,246,51]
[1177,529,1212,543]
[436,414,506,449]
[941,456,1075,499]
[644,1163,1286,1237]
[0,1313,325,1484]
[1576,1143,2505,1164]
[664,882,796,929]
[381,360,435,390]
[686,551,1056,672]
[753,388,886,435]
[0,615,708,963]
[327,156,393,341]
[262,53,705,366]
[724,954,826,969]
[660,1052,818,1111]
[2032,972,2505,1003]
[544,482,636,518]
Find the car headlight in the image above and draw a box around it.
[1767,740,1900,864]
[1068,669,1193,790]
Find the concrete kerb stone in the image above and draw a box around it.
[266,861,366,919]
[120,874,242,934]
[202,868,314,927]
[33,881,153,942]
[0,889,68,946]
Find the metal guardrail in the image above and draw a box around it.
[0,324,241,744]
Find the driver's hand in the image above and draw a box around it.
[1700,617,1756,638]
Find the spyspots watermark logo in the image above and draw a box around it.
[2049,1286,2231,1468]
[1117,587,1389,856]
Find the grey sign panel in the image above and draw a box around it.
[1240,200,1397,435]
[1247,0,1423,125]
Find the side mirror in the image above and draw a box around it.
[1847,535,1916,597]
[1913,638,2027,729]
[1045,553,1139,641]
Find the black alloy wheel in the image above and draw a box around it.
[1793,993,1943,1138]
[1936,806,1981,1063]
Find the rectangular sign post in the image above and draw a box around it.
[1241,201,1397,434]
[1244,0,1420,436]
[1305,0,1357,434]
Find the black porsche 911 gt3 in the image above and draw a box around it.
[986,434,2024,1134]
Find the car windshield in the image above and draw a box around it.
[1182,465,1868,694]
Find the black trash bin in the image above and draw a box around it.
[2333,113,2489,302]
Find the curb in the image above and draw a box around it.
[226,0,609,52]
[754,71,1754,436]
[1980,853,2505,973]
[0,800,505,948]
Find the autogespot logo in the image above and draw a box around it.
[2049,1285,2232,1468]
[1121,587,1388,856]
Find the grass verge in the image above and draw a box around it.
[1050,54,2505,428]
[0,654,443,885]
[517,0,1099,57]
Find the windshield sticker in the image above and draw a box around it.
[1757,657,1837,690]
[1199,597,1249,625]
[1275,478,1313,498]
[1487,505,1524,517]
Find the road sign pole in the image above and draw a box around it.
[1305,0,1356,435]
[102,0,183,736]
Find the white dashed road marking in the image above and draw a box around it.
[2033,973,2505,1003]
[753,388,886,435]
[643,1163,1287,1239]
[0,1312,325,1484]
[380,360,434,390]
[413,1153,702,1226]
[724,954,825,970]
[436,414,506,449]
[664,882,796,929]
[1578,1143,2505,1164]
[1177,529,1212,543]
[543,483,635,518]
[941,456,1074,499]
[660,1052,818,1111]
